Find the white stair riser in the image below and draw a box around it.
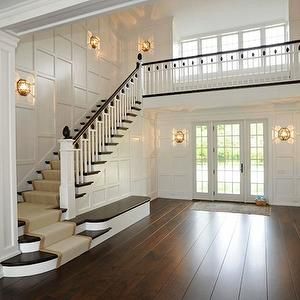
[3,258,58,277]
[18,226,25,237]
[19,241,40,253]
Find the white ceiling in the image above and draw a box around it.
[0,0,24,10]
[114,0,289,40]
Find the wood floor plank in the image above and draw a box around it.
[155,212,227,300]
[239,215,268,300]
[183,213,238,300]
[266,208,297,300]
[210,214,251,300]
[276,207,300,298]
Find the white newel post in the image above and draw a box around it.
[0,31,19,276]
[59,138,76,220]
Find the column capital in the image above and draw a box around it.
[0,30,19,48]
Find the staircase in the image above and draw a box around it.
[1,54,149,277]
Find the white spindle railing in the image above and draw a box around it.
[143,40,300,96]
[60,55,143,218]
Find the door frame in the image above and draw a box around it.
[193,119,268,203]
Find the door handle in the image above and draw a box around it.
[240,163,244,174]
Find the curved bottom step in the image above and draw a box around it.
[2,251,58,277]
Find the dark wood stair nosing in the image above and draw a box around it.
[76,193,87,199]
[122,119,133,124]
[111,134,124,138]
[18,235,41,244]
[1,251,58,267]
[78,228,112,239]
[126,113,137,117]
[117,127,129,130]
[18,220,26,227]
[75,181,94,188]
[105,143,118,146]
[91,161,107,165]
[131,107,141,111]
[98,152,113,155]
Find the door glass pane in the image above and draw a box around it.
[250,122,264,196]
[196,125,208,193]
[217,123,240,194]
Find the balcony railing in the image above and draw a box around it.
[143,40,300,97]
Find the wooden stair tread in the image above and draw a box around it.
[70,196,150,225]
[18,220,26,227]
[78,228,112,239]
[98,151,113,155]
[75,181,93,188]
[18,235,41,244]
[1,251,57,267]
[76,193,86,199]
[91,161,107,165]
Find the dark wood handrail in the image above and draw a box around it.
[143,39,300,66]
[72,61,142,144]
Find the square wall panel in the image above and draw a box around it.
[87,50,99,74]
[72,22,87,47]
[73,44,87,88]
[17,164,34,186]
[35,30,54,53]
[106,185,119,201]
[55,36,72,60]
[87,92,99,108]
[16,34,34,70]
[275,179,295,197]
[92,189,106,207]
[16,107,35,161]
[36,50,55,77]
[73,106,86,125]
[275,157,294,177]
[37,137,56,161]
[55,25,71,40]
[36,77,55,136]
[106,162,119,186]
[87,71,100,94]
[56,104,73,138]
[56,59,72,104]
[74,87,87,109]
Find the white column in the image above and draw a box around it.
[59,139,76,220]
[0,31,19,276]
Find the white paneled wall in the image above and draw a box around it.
[15,15,124,190]
[155,103,300,206]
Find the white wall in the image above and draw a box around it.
[15,15,125,190]
[122,16,173,72]
[154,102,300,206]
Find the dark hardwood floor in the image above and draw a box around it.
[1,198,300,300]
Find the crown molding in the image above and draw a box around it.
[0,30,19,48]
[0,0,149,35]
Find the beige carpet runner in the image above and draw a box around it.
[19,160,91,267]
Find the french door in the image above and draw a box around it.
[194,120,266,202]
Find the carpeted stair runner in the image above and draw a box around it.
[18,159,91,267]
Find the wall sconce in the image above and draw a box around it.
[273,125,295,144]
[89,35,100,50]
[174,130,185,144]
[16,79,31,96]
[140,40,152,52]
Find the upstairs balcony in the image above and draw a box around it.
[143,40,300,100]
